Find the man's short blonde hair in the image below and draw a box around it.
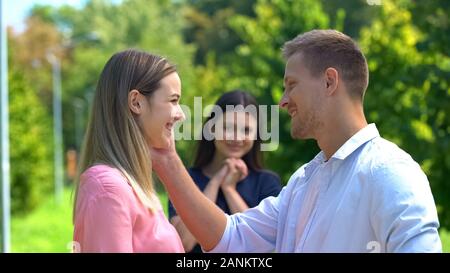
[282,29,369,100]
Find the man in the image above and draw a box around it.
[152,29,442,252]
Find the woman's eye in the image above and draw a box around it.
[223,125,234,132]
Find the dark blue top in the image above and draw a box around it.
[168,167,282,253]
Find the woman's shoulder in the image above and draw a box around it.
[187,167,207,180]
[188,166,202,174]
[252,169,281,182]
[80,164,133,199]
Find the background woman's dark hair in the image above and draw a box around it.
[193,90,263,171]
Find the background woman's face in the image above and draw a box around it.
[139,72,185,149]
[213,111,257,159]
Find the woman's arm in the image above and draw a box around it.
[203,165,227,202]
[170,216,197,252]
[221,186,249,214]
[221,158,249,214]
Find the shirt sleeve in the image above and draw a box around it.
[206,185,287,253]
[370,159,442,253]
[81,191,133,252]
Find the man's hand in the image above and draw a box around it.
[150,138,180,179]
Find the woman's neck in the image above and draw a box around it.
[202,152,226,178]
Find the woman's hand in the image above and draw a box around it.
[220,158,250,214]
[220,158,248,191]
[209,164,229,186]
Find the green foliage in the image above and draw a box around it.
[360,0,450,228]
[441,228,450,253]
[218,0,329,182]
[321,0,380,37]
[182,0,257,64]
[9,66,53,214]
[37,0,199,157]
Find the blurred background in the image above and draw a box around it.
[0,0,449,252]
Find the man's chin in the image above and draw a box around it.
[290,128,308,140]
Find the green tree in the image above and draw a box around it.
[9,15,64,108]
[360,0,450,228]
[27,0,199,164]
[182,0,257,64]
[9,61,54,214]
[320,0,381,38]
[216,0,329,182]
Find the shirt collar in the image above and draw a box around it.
[331,123,380,161]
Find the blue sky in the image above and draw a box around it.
[7,0,87,32]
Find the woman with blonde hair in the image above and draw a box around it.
[73,49,185,252]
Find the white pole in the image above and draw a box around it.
[47,52,63,204]
[0,0,11,253]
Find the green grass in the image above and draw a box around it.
[11,187,74,253]
[440,228,450,253]
[10,186,450,252]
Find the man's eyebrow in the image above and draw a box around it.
[284,76,295,85]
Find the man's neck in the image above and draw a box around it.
[317,109,368,161]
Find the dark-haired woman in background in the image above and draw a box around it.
[168,90,282,252]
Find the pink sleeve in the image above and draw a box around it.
[81,191,133,252]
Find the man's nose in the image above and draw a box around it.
[279,92,289,109]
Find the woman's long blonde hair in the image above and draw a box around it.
[73,49,176,220]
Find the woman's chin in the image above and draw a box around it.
[152,136,173,149]
[224,151,244,159]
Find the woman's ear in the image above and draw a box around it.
[129,89,142,114]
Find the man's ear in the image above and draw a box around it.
[128,89,142,114]
[325,67,339,96]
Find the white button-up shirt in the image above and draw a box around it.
[208,124,442,253]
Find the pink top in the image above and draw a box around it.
[73,164,184,253]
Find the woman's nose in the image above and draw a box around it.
[174,105,185,122]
